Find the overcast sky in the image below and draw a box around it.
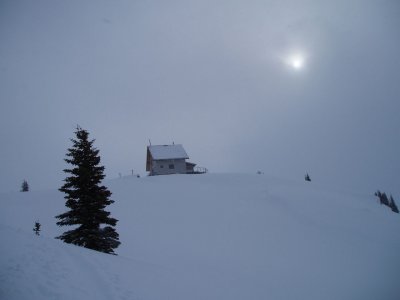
[0,0,399,197]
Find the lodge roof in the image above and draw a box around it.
[148,144,189,160]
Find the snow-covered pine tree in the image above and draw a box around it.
[56,126,120,254]
[21,180,29,192]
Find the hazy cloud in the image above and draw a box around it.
[0,0,399,196]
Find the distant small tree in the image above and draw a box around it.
[33,221,41,236]
[375,190,382,200]
[375,190,398,214]
[389,195,399,213]
[382,193,389,206]
[376,190,390,206]
[305,173,311,182]
[21,180,29,192]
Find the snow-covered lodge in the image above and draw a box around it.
[146,144,205,176]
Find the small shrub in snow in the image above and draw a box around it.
[33,222,41,236]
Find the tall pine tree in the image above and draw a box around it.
[56,126,120,254]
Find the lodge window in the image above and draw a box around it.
[169,164,175,169]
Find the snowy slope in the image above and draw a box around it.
[1,174,399,300]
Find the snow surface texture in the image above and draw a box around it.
[1,174,399,300]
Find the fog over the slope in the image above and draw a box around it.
[0,0,399,196]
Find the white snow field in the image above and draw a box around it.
[0,173,399,300]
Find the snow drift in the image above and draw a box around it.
[1,173,399,300]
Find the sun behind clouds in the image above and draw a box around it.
[287,54,305,70]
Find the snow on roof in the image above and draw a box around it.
[148,144,189,160]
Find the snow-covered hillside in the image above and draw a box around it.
[1,174,399,300]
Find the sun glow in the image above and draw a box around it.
[281,51,308,72]
[288,54,305,70]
